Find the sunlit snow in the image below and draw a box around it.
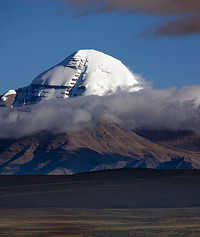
[13,49,144,106]
[32,49,143,97]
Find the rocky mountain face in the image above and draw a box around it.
[0,122,200,174]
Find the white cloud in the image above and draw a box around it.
[1,85,200,138]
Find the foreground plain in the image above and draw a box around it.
[1,168,200,236]
[1,208,200,237]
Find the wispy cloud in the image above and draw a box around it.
[154,15,200,36]
[56,0,200,36]
[1,85,200,138]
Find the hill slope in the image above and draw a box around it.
[1,122,200,174]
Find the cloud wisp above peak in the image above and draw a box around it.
[1,85,200,138]
[56,0,200,36]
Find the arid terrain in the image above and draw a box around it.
[1,122,200,175]
[1,207,200,237]
[1,168,200,236]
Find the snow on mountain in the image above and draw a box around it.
[0,90,16,108]
[11,49,144,106]
[1,90,16,100]
[32,49,143,96]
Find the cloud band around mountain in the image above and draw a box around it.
[1,85,200,138]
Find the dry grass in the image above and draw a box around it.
[0,208,200,237]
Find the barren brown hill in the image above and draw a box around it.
[1,122,200,174]
[135,129,200,152]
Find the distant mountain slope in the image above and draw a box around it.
[135,129,200,152]
[1,122,200,174]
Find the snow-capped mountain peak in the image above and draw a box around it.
[32,49,143,98]
[1,49,144,107]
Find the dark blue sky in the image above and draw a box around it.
[0,0,200,94]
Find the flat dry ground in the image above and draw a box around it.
[1,169,200,236]
[1,208,200,237]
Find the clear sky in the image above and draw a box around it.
[0,0,200,94]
